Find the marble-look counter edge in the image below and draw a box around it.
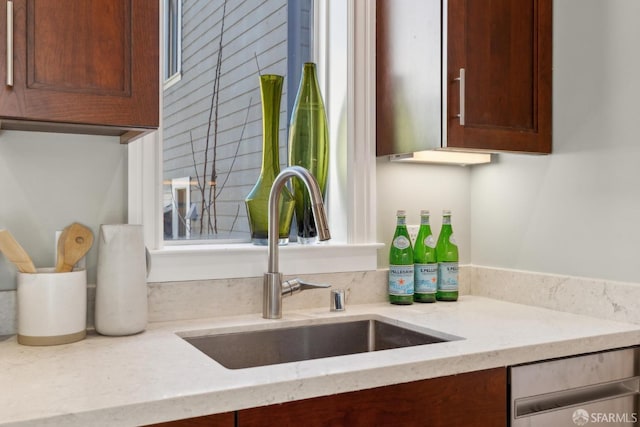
[1,296,640,426]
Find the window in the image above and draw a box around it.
[129,0,379,282]
[163,0,313,243]
[167,177,193,239]
[164,0,182,85]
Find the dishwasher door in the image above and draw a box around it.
[510,347,640,426]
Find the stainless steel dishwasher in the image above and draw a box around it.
[510,347,639,426]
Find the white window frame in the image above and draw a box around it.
[163,0,182,88]
[129,0,380,283]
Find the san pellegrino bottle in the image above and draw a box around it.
[414,210,437,303]
[389,210,414,305]
[436,210,459,301]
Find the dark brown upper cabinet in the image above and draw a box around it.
[447,0,552,153]
[0,0,159,143]
[377,0,552,156]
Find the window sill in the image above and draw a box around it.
[147,242,384,283]
[163,72,182,90]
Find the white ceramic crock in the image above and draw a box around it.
[17,268,87,346]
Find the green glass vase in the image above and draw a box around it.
[245,74,295,245]
[288,63,329,244]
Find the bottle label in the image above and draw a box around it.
[389,265,414,296]
[438,262,459,291]
[393,236,411,250]
[424,235,436,248]
[415,263,437,294]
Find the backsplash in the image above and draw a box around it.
[469,266,640,325]
[9,265,640,334]
[0,291,15,335]
[150,270,392,323]
[0,268,472,335]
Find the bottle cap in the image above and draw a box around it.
[443,209,452,215]
[396,210,406,216]
[420,210,430,216]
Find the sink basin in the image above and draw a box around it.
[181,316,461,369]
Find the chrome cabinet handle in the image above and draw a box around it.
[6,0,13,87]
[454,68,465,125]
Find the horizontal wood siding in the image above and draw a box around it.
[163,0,289,239]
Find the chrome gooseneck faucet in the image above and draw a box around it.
[263,166,331,319]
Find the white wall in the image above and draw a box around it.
[471,0,640,283]
[376,158,471,267]
[0,131,128,290]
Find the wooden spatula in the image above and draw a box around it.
[0,229,37,273]
[56,223,94,273]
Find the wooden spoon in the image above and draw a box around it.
[54,226,70,272]
[56,223,94,273]
[0,229,37,273]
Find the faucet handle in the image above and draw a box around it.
[281,278,331,297]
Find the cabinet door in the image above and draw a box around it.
[376,0,442,157]
[237,368,507,427]
[0,0,158,141]
[447,0,552,153]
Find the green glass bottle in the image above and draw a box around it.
[245,74,295,245]
[389,210,414,305]
[288,63,329,244]
[414,210,437,303]
[436,210,459,301]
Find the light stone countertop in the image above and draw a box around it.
[1,296,640,426]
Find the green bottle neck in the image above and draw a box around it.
[440,215,454,240]
[296,63,325,109]
[259,75,283,178]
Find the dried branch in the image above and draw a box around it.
[206,0,228,234]
[254,52,263,75]
[188,130,207,235]
[188,0,228,237]
[229,203,241,234]
[215,97,253,199]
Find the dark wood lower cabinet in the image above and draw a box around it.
[146,412,234,427]
[149,368,507,427]
[238,368,506,427]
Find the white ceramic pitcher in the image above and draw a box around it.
[95,224,149,336]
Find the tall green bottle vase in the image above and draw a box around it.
[245,75,295,245]
[288,63,329,244]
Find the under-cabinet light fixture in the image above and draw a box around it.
[389,150,492,166]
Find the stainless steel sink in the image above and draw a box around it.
[181,317,461,369]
